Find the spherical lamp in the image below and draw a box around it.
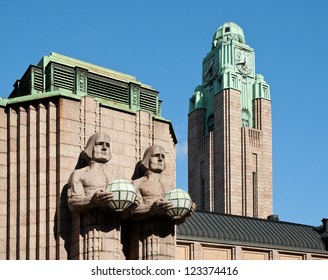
[105,178,137,212]
[164,188,193,219]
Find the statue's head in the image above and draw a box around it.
[83,133,112,164]
[140,145,166,174]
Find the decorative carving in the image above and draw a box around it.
[79,97,86,150]
[67,133,137,259]
[128,145,195,259]
[67,133,114,213]
[76,68,88,94]
[130,83,140,111]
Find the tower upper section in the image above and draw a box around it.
[189,22,270,133]
[212,22,245,49]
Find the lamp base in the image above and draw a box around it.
[172,215,182,219]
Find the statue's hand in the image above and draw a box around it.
[91,190,114,206]
[151,198,173,215]
[187,202,197,216]
[127,195,141,211]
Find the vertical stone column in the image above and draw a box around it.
[241,128,260,217]
[58,97,81,259]
[18,107,27,259]
[37,103,47,259]
[214,88,242,215]
[253,98,272,218]
[7,108,18,259]
[0,106,7,259]
[47,102,57,259]
[188,109,205,207]
[3,101,61,260]
[27,105,37,259]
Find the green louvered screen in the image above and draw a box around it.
[33,67,43,92]
[88,75,129,105]
[45,62,75,92]
[140,90,157,114]
[53,65,75,91]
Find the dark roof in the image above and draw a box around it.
[177,211,328,253]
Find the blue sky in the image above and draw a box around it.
[1,0,327,227]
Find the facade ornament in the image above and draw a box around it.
[67,132,138,259]
[128,145,195,259]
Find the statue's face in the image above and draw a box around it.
[149,146,165,173]
[92,134,111,163]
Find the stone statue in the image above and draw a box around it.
[128,145,195,259]
[67,132,130,260]
[67,133,114,213]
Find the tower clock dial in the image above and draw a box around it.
[235,49,253,75]
[203,55,219,83]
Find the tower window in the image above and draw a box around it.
[225,27,230,32]
[242,109,251,127]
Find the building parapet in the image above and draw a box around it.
[8,52,162,118]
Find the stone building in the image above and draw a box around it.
[184,22,328,260]
[188,22,272,218]
[0,23,327,260]
[0,52,177,259]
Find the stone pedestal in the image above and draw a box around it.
[71,210,123,260]
[129,217,175,260]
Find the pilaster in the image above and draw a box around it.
[214,88,242,215]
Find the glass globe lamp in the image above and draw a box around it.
[164,188,193,219]
[105,178,137,212]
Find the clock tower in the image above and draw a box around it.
[188,22,272,218]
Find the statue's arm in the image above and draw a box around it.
[67,170,114,213]
[130,200,154,220]
[131,197,174,221]
[67,171,96,213]
[129,177,174,221]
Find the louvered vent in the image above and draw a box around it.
[45,62,75,92]
[53,65,75,91]
[140,91,157,114]
[88,76,129,104]
[19,69,32,96]
[33,67,43,92]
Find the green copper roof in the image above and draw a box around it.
[38,52,149,87]
[189,22,271,132]
[7,52,163,118]
[212,22,245,49]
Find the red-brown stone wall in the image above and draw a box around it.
[0,95,176,260]
[214,88,242,215]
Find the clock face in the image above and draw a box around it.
[235,49,253,75]
[203,55,219,83]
